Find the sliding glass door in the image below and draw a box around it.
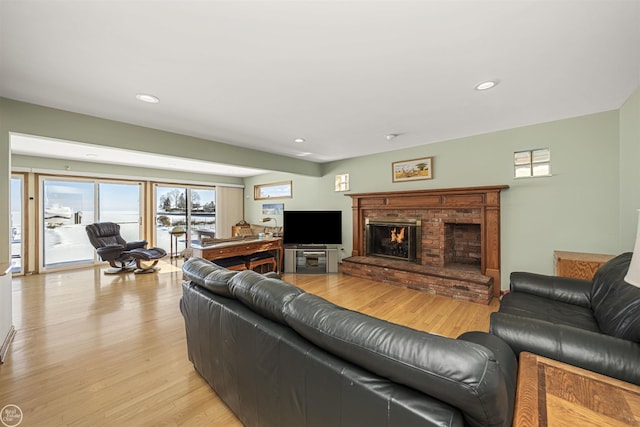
[155,186,187,257]
[155,185,215,257]
[189,187,216,236]
[10,175,24,274]
[98,182,142,242]
[41,177,142,269]
[42,179,95,267]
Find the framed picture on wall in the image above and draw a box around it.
[262,203,284,215]
[392,157,433,182]
[254,181,292,200]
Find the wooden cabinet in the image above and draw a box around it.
[554,250,615,280]
[191,238,283,273]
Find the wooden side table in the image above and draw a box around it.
[514,352,640,426]
[554,250,615,280]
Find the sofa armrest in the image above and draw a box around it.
[458,331,518,381]
[510,272,592,307]
[458,331,518,426]
[490,312,640,385]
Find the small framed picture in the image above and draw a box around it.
[262,203,284,215]
[392,157,433,182]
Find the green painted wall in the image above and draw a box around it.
[245,106,633,289]
[619,88,640,249]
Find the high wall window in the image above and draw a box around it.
[514,148,551,178]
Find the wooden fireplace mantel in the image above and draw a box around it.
[346,185,509,297]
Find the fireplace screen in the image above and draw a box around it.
[365,218,420,262]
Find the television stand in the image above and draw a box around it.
[284,245,338,274]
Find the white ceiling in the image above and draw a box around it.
[1,0,639,177]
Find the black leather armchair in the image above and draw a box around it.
[86,222,167,274]
[490,252,640,385]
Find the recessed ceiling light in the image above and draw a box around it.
[136,93,160,103]
[385,133,399,141]
[474,81,498,91]
[294,138,306,143]
[296,152,312,157]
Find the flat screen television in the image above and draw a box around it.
[282,210,342,246]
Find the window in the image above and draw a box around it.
[11,175,24,274]
[335,174,349,192]
[154,185,215,257]
[514,148,551,178]
[254,181,292,200]
[40,177,143,269]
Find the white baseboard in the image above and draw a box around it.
[0,325,16,364]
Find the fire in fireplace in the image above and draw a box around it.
[365,217,421,262]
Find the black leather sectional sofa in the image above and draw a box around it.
[180,257,518,427]
[491,252,640,385]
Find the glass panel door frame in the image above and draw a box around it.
[98,181,144,243]
[38,175,144,272]
[153,184,216,258]
[39,176,95,270]
[10,174,25,275]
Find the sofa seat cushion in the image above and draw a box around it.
[283,292,513,427]
[590,252,640,342]
[499,292,600,332]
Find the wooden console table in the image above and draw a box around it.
[514,352,640,426]
[191,237,283,273]
[554,250,615,280]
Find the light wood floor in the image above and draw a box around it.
[0,261,499,426]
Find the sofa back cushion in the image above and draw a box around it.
[283,292,512,427]
[182,257,237,298]
[591,252,640,342]
[228,270,304,325]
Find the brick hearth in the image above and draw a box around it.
[344,185,508,304]
[341,256,493,304]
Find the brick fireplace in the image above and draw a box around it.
[342,185,508,304]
